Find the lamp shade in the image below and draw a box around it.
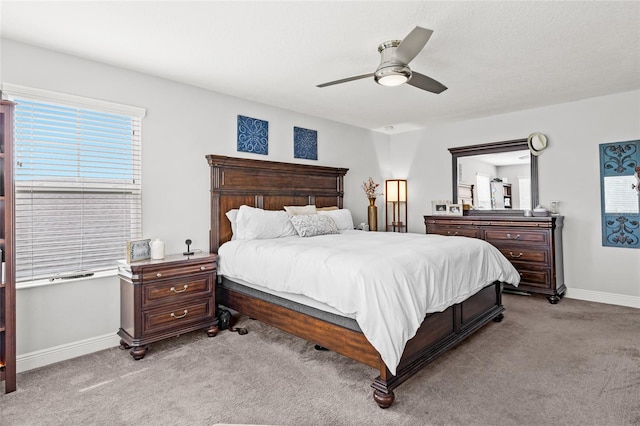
[386,179,407,202]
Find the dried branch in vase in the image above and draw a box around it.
[362,177,380,199]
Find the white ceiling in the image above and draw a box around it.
[2,1,639,134]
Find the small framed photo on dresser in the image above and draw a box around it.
[448,204,463,216]
[432,200,450,216]
[127,239,151,263]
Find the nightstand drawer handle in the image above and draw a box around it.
[506,233,520,239]
[509,251,524,258]
[447,231,459,236]
[170,309,188,319]
[200,266,206,271]
[156,272,162,278]
[170,285,188,293]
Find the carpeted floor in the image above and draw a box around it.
[1,293,639,425]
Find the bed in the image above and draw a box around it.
[206,155,519,408]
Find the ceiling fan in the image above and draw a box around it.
[317,26,447,94]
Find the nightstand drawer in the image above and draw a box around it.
[142,274,214,308]
[142,299,215,335]
[142,261,216,282]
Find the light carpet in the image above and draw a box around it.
[1,294,639,425]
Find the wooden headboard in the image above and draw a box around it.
[206,155,349,253]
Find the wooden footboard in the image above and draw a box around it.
[217,280,504,408]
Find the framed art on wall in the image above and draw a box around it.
[599,139,640,248]
[293,126,318,160]
[237,115,269,155]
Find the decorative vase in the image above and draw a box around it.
[367,198,378,231]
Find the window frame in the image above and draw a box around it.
[2,83,146,286]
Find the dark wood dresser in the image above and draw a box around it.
[117,253,218,359]
[425,215,565,303]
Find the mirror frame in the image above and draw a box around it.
[449,138,538,215]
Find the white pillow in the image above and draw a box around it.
[284,205,317,216]
[235,205,297,240]
[290,214,339,237]
[318,209,354,231]
[225,209,239,239]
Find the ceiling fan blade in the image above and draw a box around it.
[406,71,447,94]
[393,26,433,65]
[316,73,374,88]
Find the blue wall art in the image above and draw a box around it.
[237,115,268,155]
[599,139,640,248]
[293,126,318,160]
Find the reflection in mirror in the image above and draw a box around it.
[450,139,539,215]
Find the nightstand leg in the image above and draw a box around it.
[207,325,219,337]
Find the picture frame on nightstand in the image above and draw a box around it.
[126,239,151,263]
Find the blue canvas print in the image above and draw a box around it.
[293,126,318,160]
[237,115,268,155]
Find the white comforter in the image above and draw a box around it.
[218,230,520,375]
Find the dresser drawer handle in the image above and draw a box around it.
[506,233,521,240]
[156,272,162,278]
[170,285,188,293]
[509,251,524,258]
[170,309,188,319]
[200,266,206,271]
[447,231,459,236]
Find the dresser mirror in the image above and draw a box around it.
[449,138,539,215]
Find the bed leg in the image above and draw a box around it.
[373,389,395,409]
[493,313,504,322]
[372,375,395,408]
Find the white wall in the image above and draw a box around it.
[1,39,388,370]
[390,90,640,304]
[3,38,639,372]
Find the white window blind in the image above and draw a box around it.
[6,88,144,283]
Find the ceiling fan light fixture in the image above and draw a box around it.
[374,65,411,87]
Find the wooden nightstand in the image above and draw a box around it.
[117,253,218,360]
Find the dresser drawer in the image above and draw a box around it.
[516,267,553,289]
[426,225,480,238]
[142,299,215,335]
[142,274,214,308]
[142,261,216,283]
[484,228,549,245]
[494,246,550,265]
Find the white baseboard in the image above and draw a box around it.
[565,288,640,309]
[17,333,121,373]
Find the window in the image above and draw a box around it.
[3,84,145,283]
[475,173,491,210]
[518,176,531,210]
